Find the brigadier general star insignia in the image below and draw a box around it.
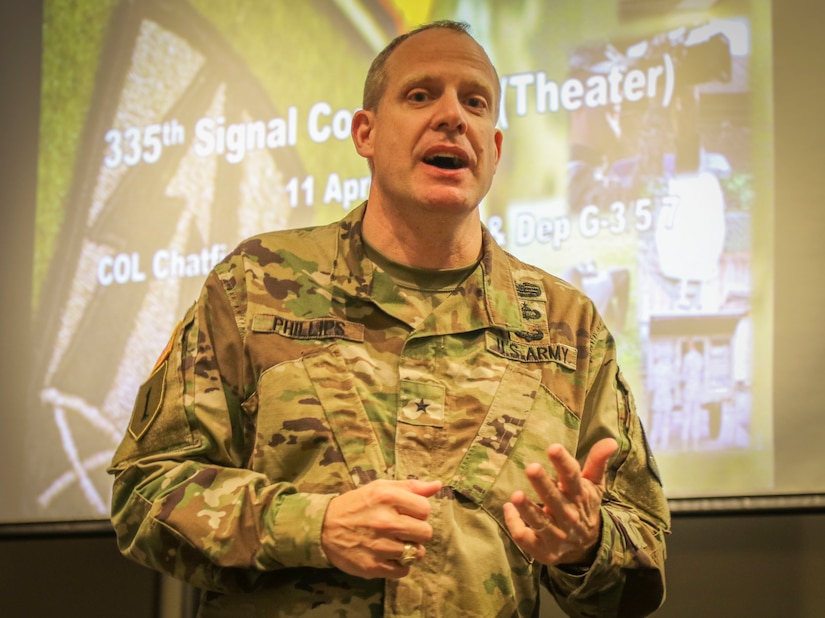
[414,398,430,413]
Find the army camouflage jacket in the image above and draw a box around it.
[110,202,670,617]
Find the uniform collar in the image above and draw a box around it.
[330,201,526,331]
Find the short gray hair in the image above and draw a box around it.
[361,20,499,114]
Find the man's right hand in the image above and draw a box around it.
[321,479,442,579]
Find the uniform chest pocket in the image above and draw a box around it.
[251,345,387,490]
[448,364,581,560]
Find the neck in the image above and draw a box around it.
[361,199,482,269]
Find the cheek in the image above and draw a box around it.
[479,140,501,175]
[376,126,408,157]
[475,127,500,160]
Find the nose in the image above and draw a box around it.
[431,91,467,134]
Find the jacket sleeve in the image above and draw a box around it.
[544,323,671,617]
[108,263,334,593]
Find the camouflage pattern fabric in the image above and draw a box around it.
[109,202,670,617]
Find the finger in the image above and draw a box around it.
[503,501,563,559]
[581,437,618,486]
[405,479,443,498]
[372,558,412,580]
[389,541,428,566]
[367,542,427,580]
[351,483,436,541]
[336,538,426,579]
[392,491,436,521]
[363,502,433,545]
[394,518,435,545]
[369,480,437,520]
[332,541,414,580]
[524,462,571,519]
[509,489,563,538]
[503,501,534,542]
[546,444,584,497]
[370,537,426,560]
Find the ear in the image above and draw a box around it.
[351,109,375,160]
[492,128,503,171]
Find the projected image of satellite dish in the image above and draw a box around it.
[654,171,726,309]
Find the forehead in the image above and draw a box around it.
[385,29,498,94]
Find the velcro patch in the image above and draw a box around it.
[128,360,167,441]
[486,331,577,369]
[251,313,364,342]
[152,319,182,373]
[399,380,446,427]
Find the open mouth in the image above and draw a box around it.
[424,154,467,170]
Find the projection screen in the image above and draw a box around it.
[5,0,822,529]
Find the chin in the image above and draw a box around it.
[419,190,478,213]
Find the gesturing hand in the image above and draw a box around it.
[503,438,618,566]
[321,478,442,579]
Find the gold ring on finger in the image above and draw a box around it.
[398,543,417,567]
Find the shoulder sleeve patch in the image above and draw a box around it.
[128,360,167,441]
[151,319,182,373]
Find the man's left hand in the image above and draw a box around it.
[503,437,618,566]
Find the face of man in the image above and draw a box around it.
[352,28,503,219]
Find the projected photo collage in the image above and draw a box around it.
[28,0,772,521]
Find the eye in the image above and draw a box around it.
[466,95,488,110]
[408,90,430,103]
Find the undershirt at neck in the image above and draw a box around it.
[363,238,479,295]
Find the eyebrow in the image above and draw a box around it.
[397,73,496,103]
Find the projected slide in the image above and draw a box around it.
[23,0,772,522]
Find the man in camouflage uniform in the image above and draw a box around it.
[110,20,669,617]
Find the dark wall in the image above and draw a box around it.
[540,511,825,617]
[659,512,825,617]
[1,513,823,617]
[0,532,158,618]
